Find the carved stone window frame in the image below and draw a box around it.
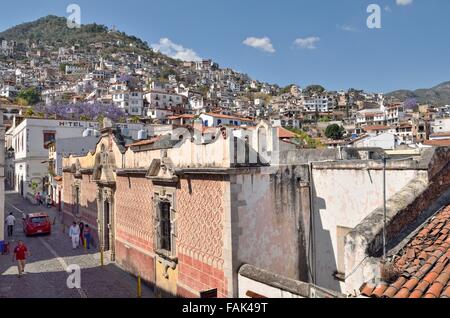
[153,184,178,267]
[72,179,81,216]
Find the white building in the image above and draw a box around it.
[0,40,14,55]
[9,118,100,199]
[352,133,399,150]
[431,117,450,134]
[0,85,17,98]
[47,135,100,207]
[144,90,184,110]
[356,109,386,126]
[147,108,173,122]
[303,95,336,113]
[112,90,144,116]
[8,117,145,200]
[199,113,255,127]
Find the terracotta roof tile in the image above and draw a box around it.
[372,284,388,298]
[436,273,449,286]
[441,286,450,298]
[360,204,450,298]
[277,127,297,139]
[409,289,425,298]
[425,283,445,298]
[423,271,439,284]
[360,283,375,297]
[394,288,410,298]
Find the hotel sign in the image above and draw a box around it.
[58,121,99,128]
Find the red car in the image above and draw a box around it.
[23,213,52,236]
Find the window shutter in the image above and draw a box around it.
[154,201,161,250]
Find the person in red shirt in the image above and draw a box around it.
[12,240,30,277]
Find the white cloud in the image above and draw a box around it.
[294,37,320,50]
[152,38,201,62]
[242,37,275,53]
[396,0,413,6]
[337,25,357,32]
[385,5,392,12]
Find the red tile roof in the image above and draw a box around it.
[127,136,161,147]
[362,125,390,132]
[360,205,450,298]
[429,132,450,138]
[277,127,297,139]
[423,140,450,147]
[166,114,195,120]
[203,112,254,122]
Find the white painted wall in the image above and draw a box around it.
[238,274,304,298]
[12,118,99,198]
[354,133,397,150]
[311,167,419,292]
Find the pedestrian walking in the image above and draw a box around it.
[5,212,16,238]
[35,192,41,205]
[79,222,85,248]
[46,194,52,208]
[69,222,80,249]
[12,240,30,278]
[84,224,92,249]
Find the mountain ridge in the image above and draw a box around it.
[0,15,181,65]
[386,81,450,106]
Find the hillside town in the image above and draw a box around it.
[0,16,450,300]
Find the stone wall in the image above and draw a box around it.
[176,176,229,298]
[114,176,155,284]
[238,264,344,298]
[230,165,311,296]
[344,147,450,295]
[61,172,98,241]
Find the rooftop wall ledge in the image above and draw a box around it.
[344,173,429,295]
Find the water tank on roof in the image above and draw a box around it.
[82,128,94,137]
[138,129,148,140]
[83,128,100,137]
[121,127,129,137]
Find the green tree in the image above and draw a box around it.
[304,85,325,96]
[280,84,295,94]
[325,124,345,140]
[17,87,41,105]
[130,116,141,123]
[23,108,35,117]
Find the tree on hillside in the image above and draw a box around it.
[280,84,295,94]
[403,98,418,110]
[17,87,41,105]
[325,124,346,140]
[304,85,325,96]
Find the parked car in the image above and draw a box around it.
[23,213,51,236]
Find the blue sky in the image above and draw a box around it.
[1,0,449,93]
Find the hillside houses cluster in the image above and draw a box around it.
[2,36,450,153]
[2,21,450,300]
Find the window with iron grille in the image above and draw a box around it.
[160,201,171,251]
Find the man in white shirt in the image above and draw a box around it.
[5,213,16,238]
[69,222,80,249]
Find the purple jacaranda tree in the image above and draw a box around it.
[34,102,126,122]
[403,98,418,110]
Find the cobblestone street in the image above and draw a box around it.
[0,192,154,298]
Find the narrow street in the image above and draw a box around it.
[0,192,154,298]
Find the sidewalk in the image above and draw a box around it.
[1,192,154,298]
